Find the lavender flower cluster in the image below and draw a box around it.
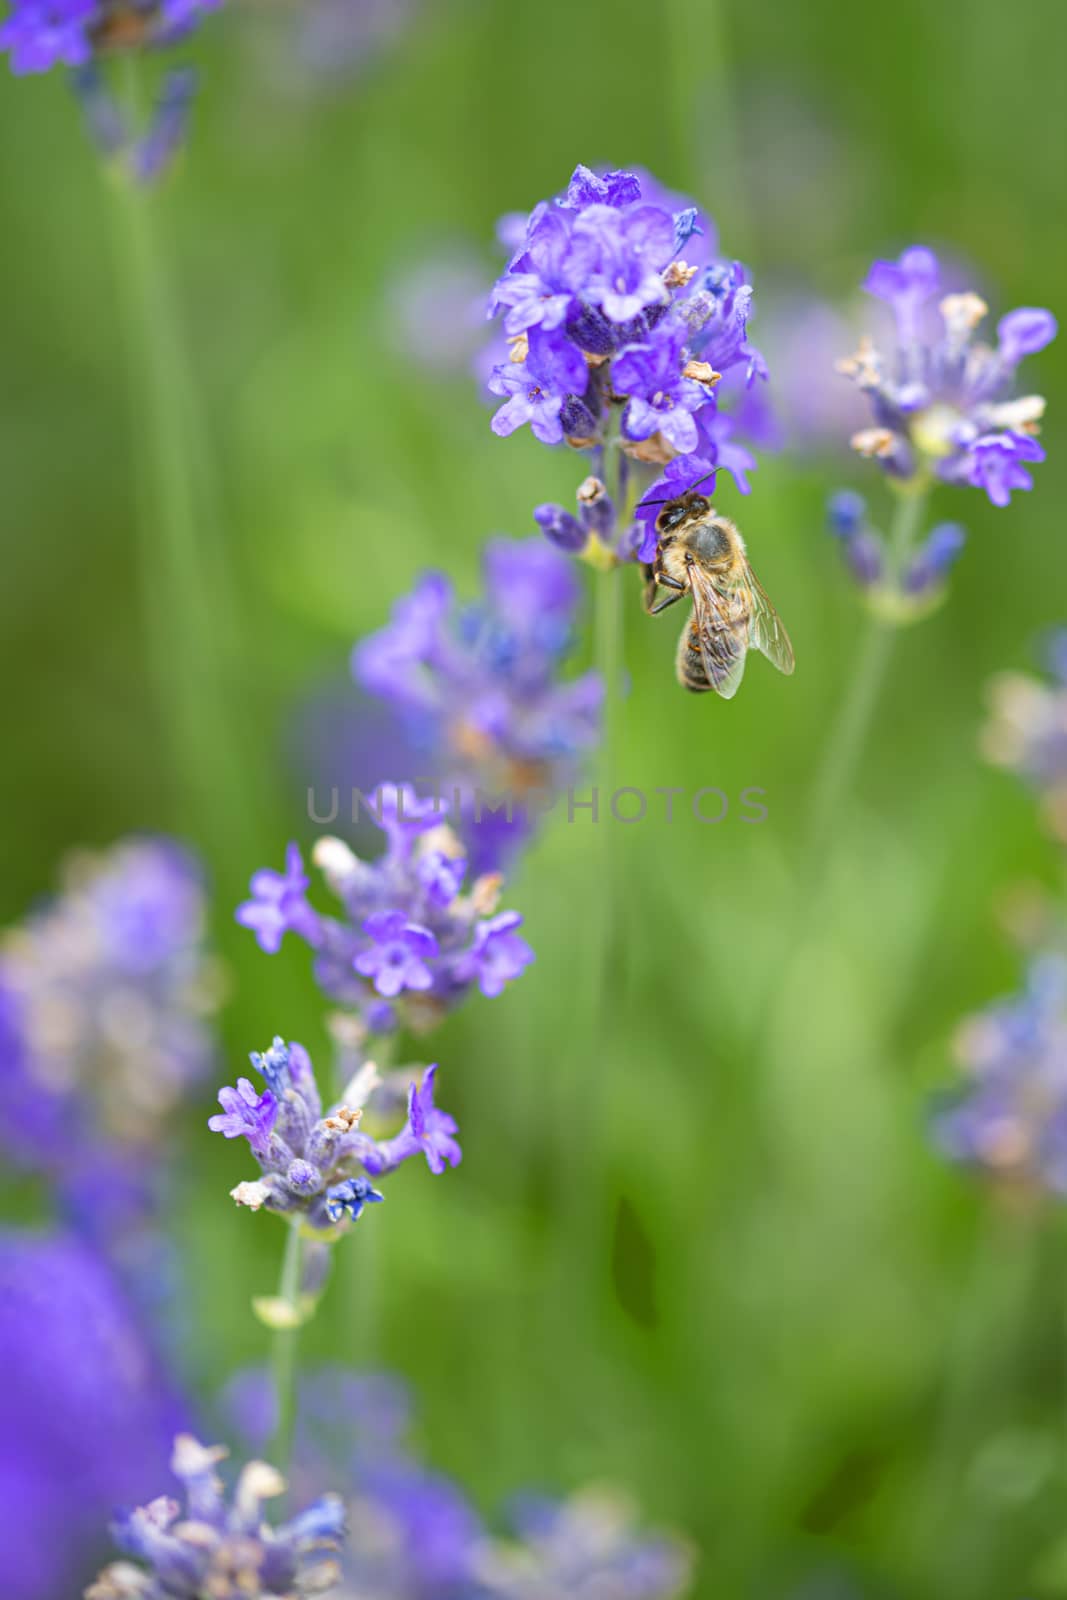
[237,785,533,1036]
[0,0,219,73]
[932,956,1067,1194]
[487,164,764,470]
[223,1366,694,1600]
[0,837,219,1170]
[86,1434,345,1600]
[210,1037,460,1230]
[981,630,1067,841]
[838,245,1056,506]
[354,538,602,864]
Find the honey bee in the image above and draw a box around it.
[640,484,795,698]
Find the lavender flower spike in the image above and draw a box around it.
[211,1039,461,1233]
[236,787,535,1031]
[931,955,1067,1194]
[485,163,765,474]
[840,245,1056,506]
[87,1433,345,1599]
[353,538,602,870]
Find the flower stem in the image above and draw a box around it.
[270,1219,305,1475]
[107,61,248,858]
[805,487,927,867]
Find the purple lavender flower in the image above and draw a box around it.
[839,247,1056,505]
[982,632,1067,841]
[208,1077,279,1159]
[365,1063,462,1176]
[0,1228,186,1600]
[237,790,534,1028]
[932,956,1067,1193]
[457,911,534,999]
[0,837,219,1173]
[211,1037,460,1231]
[352,542,602,870]
[87,1433,345,1600]
[967,430,1046,508]
[489,325,589,446]
[485,163,764,464]
[0,0,220,73]
[237,839,317,954]
[355,911,439,998]
[614,326,710,454]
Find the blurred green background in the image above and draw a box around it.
[2,0,1067,1594]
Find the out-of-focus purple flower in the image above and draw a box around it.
[485,163,764,464]
[475,1489,694,1599]
[825,490,964,616]
[387,245,489,377]
[236,839,318,954]
[967,430,1046,509]
[223,1363,695,1600]
[932,955,1067,1193]
[456,911,534,1000]
[297,0,413,83]
[901,522,966,596]
[840,246,1055,506]
[0,837,219,1175]
[87,1433,345,1600]
[981,633,1067,841]
[863,245,940,344]
[237,793,533,1029]
[352,539,602,871]
[0,1228,186,1600]
[0,0,220,74]
[211,1037,461,1232]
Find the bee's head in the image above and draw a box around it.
[655,492,711,538]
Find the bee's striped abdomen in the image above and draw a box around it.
[675,613,747,695]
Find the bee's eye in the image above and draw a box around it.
[659,505,687,532]
[689,496,709,516]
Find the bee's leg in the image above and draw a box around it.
[647,589,685,616]
[642,563,685,614]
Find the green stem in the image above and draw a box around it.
[107,63,248,857]
[270,1219,305,1474]
[805,488,927,868]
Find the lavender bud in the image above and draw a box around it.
[576,476,616,541]
[286,1159,323,1196]
[826,489,867,539]
[534,503,587,553]
[560,394,600,442]
[902,522,966,596]
[845,529,885,587]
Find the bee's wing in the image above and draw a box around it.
[742,562,795,676]
[688,564,748,699]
